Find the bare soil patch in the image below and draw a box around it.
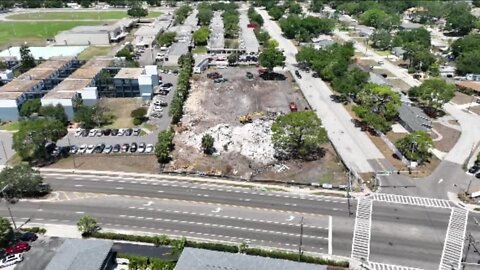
[470,105,480,115]
[102,98,144,128]
[168,67,347,185]
[452,92,475,105]
[47,155,159,173]
[432,122,461,152]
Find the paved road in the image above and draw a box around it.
[257,8,385,174]
[2,171,466,268]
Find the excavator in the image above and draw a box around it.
[239,112,264,124]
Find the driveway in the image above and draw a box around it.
[0,131,14,165]
[257,8,385,174]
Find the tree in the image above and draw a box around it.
[393,28,431,49]
[80,0,93,8]
[279,15,334,41]
[127,1,148,19]
[0,217,13,248]
[268,6,284,20]
[451,34,480,58]
[131,107,147,125]
[456,50,480,75]
[157,32,176,47]
[116,46,134,61]
[331,68,369,99]
[370,30,391,50]
[409,79,455,115]
[39,104,68,125]
[359,8,400,30]
[289,3,302,14]
[197,7,213,26]
[19,44,36,73]
[155,128,174,163]
[201,134,215,155]
[174,5,192,25]
[271,111,328,160]
[473,0,480,8]
[259,47,285,71]
[395,131,433,164]
[74,104,109,129]
[77,215,99,237]
[44,0,63,8]
[403,42,436,72]
[248,7,263,26]
[20,99,41,117]
[254,29,270,44]
[353,84,400,133]
[192,27,209,46]
[12,119,67,163]
[446,4,476,35]
[227,52,238,66]
[0,165,46,199]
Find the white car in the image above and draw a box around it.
[78,144,87,154]
[118,128,125,136]
[74,129,83,137]
[88,129,97,137]
[86,145,95,154]
[145,144,154,153]
[0,254,23,268]
[154,106,163,112]
[116,258,129,270]
[138,143,146,153]
[103,145,113,154]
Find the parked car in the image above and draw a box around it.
[111,129,119,136]
[138,143,146,153]
[94,144,105,154]
[476,172,480,179]
[78,144,87,154]
[118,129,125,136]
[125,128,133,136]
[121,143,129,153]
[88,129,97,137]
[145,144,154,153]
[113,144,121,153]
[468,165,480,174]
[5,242,30,255]
[103,145,113,154]
[69,146,78,154]
[0,254,23,268]
[96,129,103,137]
[154,106,163,112]
[74,129,83,137]
[295,70,302,78]
[133,128,141,136]
[130,143,138,153]
[102,129,111,136]
[20,232,37,242]
[86,145,95,154]
[81,129,89,137]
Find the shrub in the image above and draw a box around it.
[21,227,46,234]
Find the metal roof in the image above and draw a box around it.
[114,68,144,79]
[398,103,431,132]
[174,248,327,270]
[44,239,113,270]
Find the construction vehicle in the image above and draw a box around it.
[239,112,264,124]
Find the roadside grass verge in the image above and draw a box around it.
[77,46,113,60]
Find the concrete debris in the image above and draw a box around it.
[182,119,276,164]
[273,163,290,172]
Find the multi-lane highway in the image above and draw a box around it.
[2,171,474,269]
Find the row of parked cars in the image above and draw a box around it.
[467,160,480,179]
[0,233,37,268]
[74,128,142,137]
[71,142,154,155]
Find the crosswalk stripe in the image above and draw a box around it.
[439,208,468,270]
[370,193,451,209]
[351,198,373,261]
[369,261,424,270]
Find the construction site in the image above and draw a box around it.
[167,67,347,184]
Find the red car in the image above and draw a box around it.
[5,242,30,255]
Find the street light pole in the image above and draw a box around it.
[67,137,76,168]
[298,216,304,262]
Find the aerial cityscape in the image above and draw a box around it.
[0,0,479,269]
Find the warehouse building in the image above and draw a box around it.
[133,15,172,49]
[55,18,134,45]
[0,57,79,120]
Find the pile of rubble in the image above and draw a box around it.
[182,119,276,164]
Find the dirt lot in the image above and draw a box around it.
[451,92,475,105]
[47,155,159,173]
[102,98,144,128]
[432,122,461,152]
[470,105,480,115]
[167,67,347,184]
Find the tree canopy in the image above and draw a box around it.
[127,1,148,18]
[19,44,36,73]
[446,3,476,35]
[73,104,110,129]
[193,27,209,46]
[402,42,436,73]
[409,79,455,115]
[157,32,176,47]
[155,128,174,163]
[259,47,285,71]
[39,104,68,125]
[331,68,369,99]
[197,4,213,26]
[0,217,13,248]
[359,8,400,30]
[174,5,192,25]
[395,131,433,164]
[0,165,46,199]
[393,28,431,49]
[12,119,67,163]
[20,99,41,117]
[370,29,391,50]
[201,134,215,155]
[77,215,99,237]
[268,6,285,20]
[279,15,335,42]
[271,111,328,160]
[353,84,400,133]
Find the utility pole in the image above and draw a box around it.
[347,170,352,216]
[298,216,304,262]
[1,185,17,230]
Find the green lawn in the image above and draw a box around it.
[6,11,162,21]
[0,121,21,131]
[192,46,207,54]
[0,21,104,48]
[77,46,113,60]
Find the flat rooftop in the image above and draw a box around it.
[17,68,57,80]
[0,79,41,92]
[0,46,87,60]
[69,67,103,79]
[0,91,24,100]
[53,78,92,92]
[36,59,72,69]
[82,58,113,68]
[42,90,77,99]
[63,23,118,34]
[114,68,144,79]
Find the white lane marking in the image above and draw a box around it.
[143,201,153,207]
[75,211,85,214]
[328,215,332,256]
[74,184,83,187]
[212,207,222,213]
[438,178,444,184]
[157,190,164,193]
[115,187,124,190]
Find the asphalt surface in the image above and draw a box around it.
[112,243,174,260]
[1,171,467,268]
